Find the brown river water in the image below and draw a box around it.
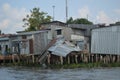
[0,67,120,80]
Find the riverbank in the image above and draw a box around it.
[0,62,120,69]
[48,62,120,69]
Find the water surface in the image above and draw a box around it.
[0,67,120,80]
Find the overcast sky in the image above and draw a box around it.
[0,0,120,33]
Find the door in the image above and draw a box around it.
[29,39,34,54]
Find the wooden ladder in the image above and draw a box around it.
[38,38,57,64]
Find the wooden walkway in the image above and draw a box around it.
[0,55,12,60]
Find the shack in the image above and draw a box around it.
[91,25,120,63]
[47,39,86,64]
[0,34,16,55]
[13,30,49,55]
[40,21,98,51]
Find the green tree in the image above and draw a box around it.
[67,17,93,24]
[115,21,120,25]
[67,17,73,24]
[23,7,52,31]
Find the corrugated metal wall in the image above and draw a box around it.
[33,32,48,55]
[91,26,120,55]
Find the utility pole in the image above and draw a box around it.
[87,14,88,20]
[66,0,68,23]
[52,5,55,21]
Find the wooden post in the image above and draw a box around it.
[92,54,94,63]
[118,55,120,62]
[17,54,20,63]
[32,54,35,63]
[110,54,112,63]
[105,55,108,63]
[3,55,5,63]
[67,56,70,64]
[108,55,110,63]
[88,54,90,63]
[75,55,78,64]
[117,55,119,63]
[103,56,106,64]
[112,55,115,63]
[95,54,98,62]
[100,54,103,62]
[12,54,15,63]
[47,54,51,65]
[26,55,29,64]
[81,54,84,62]
[83,55,88,63]
[106,55,108,63]
[60,56,63,65]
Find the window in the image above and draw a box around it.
[22,35,27,39]
[57,29,62,35]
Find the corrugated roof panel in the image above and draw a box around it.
[0,37,9,41]
[48,39,80,57]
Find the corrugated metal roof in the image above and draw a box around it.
[68,24,98,30]
[17,30,49,36]
[0,37,9,41]
[48,38,81,57]
[92,25,120,32]
[12,39,29,42]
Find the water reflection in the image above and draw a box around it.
[0,67,120,80]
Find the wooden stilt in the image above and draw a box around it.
[118,55,120,62]
[60,56,63,65]
[26,55,29,64]
[67,56,70,64]
[108,55,110,63]
[112,55,115,63]
[103,55,106,64]
[92,54,94,63]
[12,54,15,63]
[110,54,112,63]
[47,54,51,65]
[83,55,88,63]
[3,55,5,63]
[106,55,108,63]
[88,54,90,63]
[17,54,20,63]
[75,55,78,64]
[100,54,102,62]
[96,54,98,62]
[117,55,119,63]
[81,54,84,62]
[101,55,103,63]
[32,54,35,63]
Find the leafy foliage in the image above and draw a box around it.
[67,17,74,24]
[67,17,93,24]
[115,21,120,25]
[23,8,52,31]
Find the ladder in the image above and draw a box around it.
[38,38,57,64]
